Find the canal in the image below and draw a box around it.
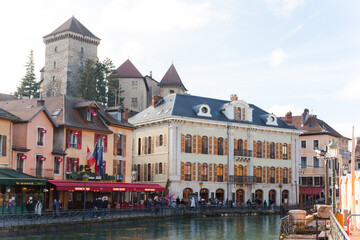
[2,215,282,239]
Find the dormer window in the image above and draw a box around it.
[201,107,208,114]
[264,114,278,126]
[87,110,92,121]
[193,104,212,117]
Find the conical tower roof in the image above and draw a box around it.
[159,64,187,90]
[44,16,100,40]
[116,59,143,78]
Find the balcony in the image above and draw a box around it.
[30,168,54,179]
[234,150,253,162]
[234,176,255,184]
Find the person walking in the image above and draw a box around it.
[35,200,42,218]
[7,199,15,214]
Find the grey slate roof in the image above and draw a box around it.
[44,16,100,40]
[129,94,298,130]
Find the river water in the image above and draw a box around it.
[3,215,282,240]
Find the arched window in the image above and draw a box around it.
[217,164,224,182]
[185,162,191,181]
[236,107,242,120]
[282,143,288,160]
[159,135,164,146]
[239,165,243,176]
[238,139,244,156]
[201,163,208,181]
[148,137,152,154]
[257,141,262,158]
[270,167,275,183]
[147,163,151,181]
[201,136,208,154]
[218,137,224,155]
[283,167,289,184]
[270,142,275,159]
[256,166,262,183]
[138,138,141,155]
[159,162,163,174]
[185,134,192,153]
[144,137,148,154]
[137,164,141,181]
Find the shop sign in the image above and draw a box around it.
[113,188,126,191]
[74,187,90,191]
[116,175,124,181]
[145,188,155,192]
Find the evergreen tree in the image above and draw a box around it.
[104,58,124,107]
[16,50,39,98]
[77,59,97,101]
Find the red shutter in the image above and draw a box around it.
[104,135,108,152]
[77,131,82,149]
[94,133,98,146]
[76,158,79,172]
[103,161,106,174]
[66,157,70,172]
[67,129,71,148]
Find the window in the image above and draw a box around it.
[313,140,319,150]
[201,163,208,181]
[69,131,79,148]
[137,164,141,181]
[95,134,107,152]
[16,154,24,173]
[283,168,288,184]
[217,164,224,182]
[301,140,306,149]
[236,107,242,120]
[257,141,262,158]
[148,137,152,154]
[282,143,288,160]
[116,134,123,156]
[87,110,92,122]
[256,166,262,183]
[0,135,6,156]
[37,127,45,146]
[301,157,307,169]
[52,109,61,117]
[201,136,208,154]
[218,137,224,155]
[185,134,192,153]
[55,47,57,52]
[313,156,320,168]
[159,162,163,174]
[147,163,151,181]
[268,167,275,183]
[169,90,175,94]
[270,142,275,159]
[314,176,323,186]
[235,139,243,156]
[81,47,84,53]
[138,138,141,155]
[131,98,138,108]
[35,155,44,177]
[53,76,56,81]
[159,135,164,146]
[54,157,61,174]
[54,62,56,68]
[185,162,191,181]
[132,81,138,89]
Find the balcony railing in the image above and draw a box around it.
[256,177,262,183]
[283,178,288,184]
[30,168,54,179]
[201,175,208,181]
[217,176,224,182]
[185,174,191,181]
[234,150,253,157]
[234,176,255,184]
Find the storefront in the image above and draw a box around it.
[0,169,47,213]
[48,181,165,210]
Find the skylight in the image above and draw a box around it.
[52,109,62,116]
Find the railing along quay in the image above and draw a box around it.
[330,212,351,240]
[0,204,296,229]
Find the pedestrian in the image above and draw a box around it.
[26,199,34,218]
[176,196,180,208]
[67,199,74,211]
[263,200,267,209]
[35,200,42,218]
[59,200,63,212]
[7,199,15,214]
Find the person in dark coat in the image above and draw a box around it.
[67,200,74,211]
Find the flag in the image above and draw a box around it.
[93,142,98,174]
[97,146,104,177]
[86,147,96,166]
[89,109,97,117]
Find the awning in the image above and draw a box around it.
[48,181,165,192]
[0,168,46,185]
[299,186,324,195]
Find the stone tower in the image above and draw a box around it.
[42,16,100,97]
[158,64,187,96]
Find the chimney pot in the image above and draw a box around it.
[152,95,163,106]
[230,94,238,102]
[37,99,45,107]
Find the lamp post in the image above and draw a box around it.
[199,181,204,201]
[82,173,89,221]
[279,184,283,208]
[328,140,338,213]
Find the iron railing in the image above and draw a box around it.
[234,150,253,157]
[234,176,255,184]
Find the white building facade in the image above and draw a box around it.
[130,93,302,206]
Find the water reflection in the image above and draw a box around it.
[2,215,281,240]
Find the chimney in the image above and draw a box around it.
[284,111,292,124]
[152,95,163,106]
[122,108,129,121]
[301,108,310,126]
[230,94,238,102]
[19,92,30,100]
[37,99,45,107]
[150,71,152,78]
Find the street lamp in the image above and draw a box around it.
[328,140,338,213]
[199,181,204,201]
[279,184,283,207]
[82,173,89,221]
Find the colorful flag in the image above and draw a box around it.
[97,146,104,177]
[93,142,99,174]
[86,147,96,166]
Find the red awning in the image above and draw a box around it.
[48,181,165,192]
[299,186,324,195]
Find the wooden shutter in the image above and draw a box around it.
[198,163,201,181]
[234,139,238,150]
[225,138,228,155]
[150,164,153,181]
[276,143,279,159]
[104,135,108,152]
[262,141,265,158]
[197,136,201,153]
[140,138,143,155]
[155,163,159,174]
[1,135,6,156]
[144,137,147,154]
[67,129,71,148]
[234,165,238,176]
[113,160,117,175]
[192,163,196,181]
[267,167,270,183]
[214,164,218,182]
[192,135,197,153]
[151,136,154,154]
[267,142,270,158]
[242,109,246,121]
[103,161,107,174]
[276,167,279,183]
[76,158,79,172]
[181,134,185,153]
[225,164,228,182]
[163,134,166,146]
[123,135,126,157]
[244,140,247,151]
[280,167,283,184]
[156,135,159,147]
[209,163,213,181]
[262,167,266,183]
[113,134,118,155]
[144,163,148,182]
[244,165,247,176]
[214,137,218,155]
[140,164,143,182]
[280,143,283,160]
[122,161,126,181]
[77,131,82,149]
[209,137,213,155]
[66,157,70,172]
[234,106,238,120]
[181,162,185,180]
[162,163,165,175]
[253,141,257,157]
[289,144,292,160]
[253,166,256,177]
[289,168,292,184]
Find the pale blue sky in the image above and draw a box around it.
[1,0,359,137]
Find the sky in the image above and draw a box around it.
[1,0,360,139]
